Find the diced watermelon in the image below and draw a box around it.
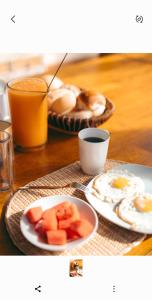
[70,219,93,237]
[54,201,71,211]
[42,209,58,231]
[66,228,80,241]
[70,204,80,221]
[27,201,94,246]
[26,207,42,224]
[56,206,72,221]
[64,207,72,218]
[55,201,72,220]
[46,230,67,245]
[58,218,73,229]
[42,207,55,219]
[58,203,80,229]
[34,220,46,238]
[56,208,66,220]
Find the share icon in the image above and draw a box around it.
[35,285,41,293]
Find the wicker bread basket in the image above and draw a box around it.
[48,98,115,134]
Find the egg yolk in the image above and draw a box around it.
[134,197,152,212]
[111,177,129,189]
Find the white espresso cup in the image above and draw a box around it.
[78,128,110,175]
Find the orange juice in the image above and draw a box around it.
[7,78,48,151]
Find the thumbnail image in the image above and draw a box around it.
[69,259,83,277]
[0,53,152,256]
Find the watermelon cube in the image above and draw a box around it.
[66,228,80,241]
[34,220,46,238]
[42,209,58,231]
[26,207,42,224]
[46,230,67,245]
[70,219,93,238]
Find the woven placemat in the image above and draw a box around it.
[5,160,145,256]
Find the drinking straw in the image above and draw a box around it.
[42,53,68,100]
[47,53,68,92]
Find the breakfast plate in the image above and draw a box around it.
[20,195,98,251]
[86,163,152,235]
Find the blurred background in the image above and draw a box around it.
[0,53,100,121]
[0,54,99,81]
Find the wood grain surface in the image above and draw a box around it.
[1,53,152,255]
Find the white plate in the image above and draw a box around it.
[86,163,152,235]
[20,195,98,251]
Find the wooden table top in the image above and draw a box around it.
[1,53,152,255]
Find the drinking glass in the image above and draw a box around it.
[0,130,13,191]
[7,77,48,152]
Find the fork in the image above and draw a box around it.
[13,182,93,195]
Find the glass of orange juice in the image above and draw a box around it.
[7,77,48,152]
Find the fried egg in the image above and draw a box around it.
[117,193,152,231]
[92,170,145,203]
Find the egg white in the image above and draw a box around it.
[93,170,145,204]
[117,193,152,231]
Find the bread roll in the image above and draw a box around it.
[76,90,106,117]
[63,84,81,97]
[42,75,63,90]
[48,88,76,115]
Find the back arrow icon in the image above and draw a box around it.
[11,15,15,23]
[35,285,41,293]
